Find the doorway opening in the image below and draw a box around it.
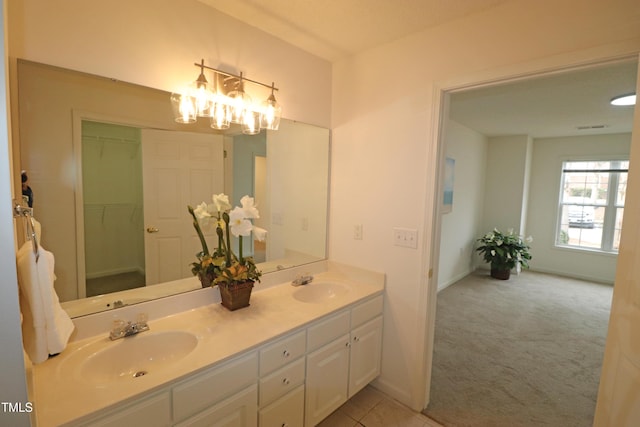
[81,121,145,297]
[425,57,638,425]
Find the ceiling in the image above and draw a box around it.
[450,60,638,138]
[197,0,513,62]
[197,0,637,139]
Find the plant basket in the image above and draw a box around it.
[219,280,254,311]
[490,267,511,280]
[197,271,216,288]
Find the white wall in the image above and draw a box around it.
[330,0,640,410]
[527,133,631,283]
[437,120,488,290]
[482,135,532,237]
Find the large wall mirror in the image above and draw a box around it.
[15,59,330,318]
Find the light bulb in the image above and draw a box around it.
[171,93,196,123]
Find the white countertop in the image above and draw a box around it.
[31,262,384,427]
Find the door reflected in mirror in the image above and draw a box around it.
[15,59,330,317]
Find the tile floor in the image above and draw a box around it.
[317,385,443,427]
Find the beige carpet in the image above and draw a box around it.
[424,270,613,427]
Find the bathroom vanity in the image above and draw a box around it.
[30,263,384,427]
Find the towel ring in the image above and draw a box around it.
[13,198,39,262]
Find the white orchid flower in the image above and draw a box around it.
[240,195,260,219]
[212,193,231,213]
[194,202,216,230]
[229,207,253,237]
[253,226,268,242]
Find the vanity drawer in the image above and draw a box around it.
[172,352,258,422]
[175,385,257,427]
[351,294,383,328]
[259,357,305,407]
[259,385,305,427]
[307,310,350,351]
[260,330,306,375]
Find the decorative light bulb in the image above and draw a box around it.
[260,84,282,130]
[210,99,230,130]
[171,92,196,123]
[242,109,261,135]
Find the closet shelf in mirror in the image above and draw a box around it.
[82,135,140,159]
[84,203,141,224]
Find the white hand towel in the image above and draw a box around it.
[17,242,74,364]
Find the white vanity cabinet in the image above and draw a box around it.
[304,295,384,426]
[55,291,383,427]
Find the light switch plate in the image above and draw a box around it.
[393,227,418,248]
[354,224,363,240]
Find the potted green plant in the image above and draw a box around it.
[476,228,532,280]
[188,193,265,310]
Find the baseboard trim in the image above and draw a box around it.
[437,269,473,292]
[527,267,614,285]
[371,377,416,410]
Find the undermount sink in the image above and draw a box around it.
[292,281,351,303]
[71,330,198,384]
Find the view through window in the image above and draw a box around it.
[557,160,628,252]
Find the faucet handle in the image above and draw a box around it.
[112,319,126,331]
[136,312,148,325]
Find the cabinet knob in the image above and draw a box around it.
[353,336,360,342]
[146,226,159,233]
[345,342,351,347]
[282,378,290,385]
[283,350,290,358]
[281,424,288,427]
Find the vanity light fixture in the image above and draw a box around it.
[171,59,282,133]
[610,93,636,106]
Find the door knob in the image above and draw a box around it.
[146,227,159,233]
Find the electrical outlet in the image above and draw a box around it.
[393,227,418,248]
[354,224,363,240]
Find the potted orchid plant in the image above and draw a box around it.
[188,193,265,310]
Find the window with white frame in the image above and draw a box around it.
[556,160,628,252]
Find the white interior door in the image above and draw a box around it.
[142,129,224,285]
[593,59,640,426]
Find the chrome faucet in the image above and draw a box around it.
[109,313,150,340]
[291,273,314,286]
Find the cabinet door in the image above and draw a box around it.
[83,392,171,427]
[305,335,350,427]
[175,385,257,427]
[348,316,383,398]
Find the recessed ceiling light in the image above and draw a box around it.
[610,93,636,106]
